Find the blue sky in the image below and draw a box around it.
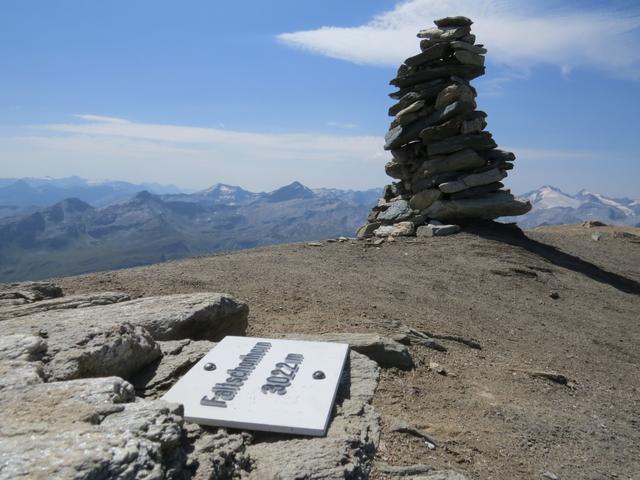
[1,0,639,197]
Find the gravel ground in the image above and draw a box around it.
[58,223,640,480]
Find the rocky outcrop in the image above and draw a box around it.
[133,339,216,398]
[0,376,188,480]
[0,286,385,479]
[245,351,381,479]
[0,281,63,306]
[358,16,531,238]
[0,291,130,320]
[283,332,414,370]
[1,292,247,381]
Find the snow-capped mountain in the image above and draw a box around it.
[512,186,640,228]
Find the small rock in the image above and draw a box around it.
[337,236,349,242]
[284,332,414,370]
[416,224,461,237]
[582,220,606,228]
[388,417,440,448]
[307,242,323,247]
[374,221,416,237]
[357,222,382,239]
[429,361,447,375]
[542,471,560,480]
[591,232,602,241]
[549,292,560,300]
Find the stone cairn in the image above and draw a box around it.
[358,16,531,239]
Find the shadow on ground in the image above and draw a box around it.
[463,221,640,295]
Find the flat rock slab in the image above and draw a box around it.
[0,334,47,390]
[133,339,216,398]
[1,292,247,381]
[282,332,414,370]
[2,313,161,381]
[0,291,130,320]
[425,192,532,221]
[0,376,187,480]
[0,281,63,306]
[244,351,381,479]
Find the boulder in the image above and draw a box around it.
[409,189,442,211]
[421,149,486,176]
[404,43,449,68]
[6,292,247,342]
[0,376,188,479]
[2,312,161,381]
[416,224,461,237]
[454,50,485,66]
[0,281,63,306]
[434,84,476,110]
[438,168,507,194]
[450,40,487,54]
[375,222,416,237]
[377,200,413,224]
[417,26,471,41]
[283,332,414,370]
[0,334,47,390]
[434,16,473,28]
[357,222,382,239]
[390,64,484,90]
[427,132,496,156]
[424,192,533,221]
[385,100,476,150]
[0,291,130,320]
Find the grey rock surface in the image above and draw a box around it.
[422,149,485,176]
[377,200,413,224]
[425,191,532,221]
[133,339,215,398]
[375,222,416,237]
[416,224,461,237]
[2,313,161,381]
[245,351,381,479]
[0,334,47,390]
[0,376,187,480]
[438,168,507,194]
[283,332,414,370]
[0,281,63,306]
[410,189,442,211]
[0,291,130,320]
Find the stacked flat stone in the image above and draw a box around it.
[358,16,531,239]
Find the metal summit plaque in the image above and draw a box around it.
[162,336,349,436]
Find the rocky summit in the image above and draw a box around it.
[358,16,531,240]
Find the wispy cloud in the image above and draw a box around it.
[73,114,131,124]
[278,0,640,79]
[0,115,385,191]
[327,121,358,129]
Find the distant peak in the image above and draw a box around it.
[56,197,93,210]
[267,181,314,202]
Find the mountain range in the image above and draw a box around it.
[511,185,640,228]
[0,177,637,281]
[0,180,379,281]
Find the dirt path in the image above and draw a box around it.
[58,223,640,479]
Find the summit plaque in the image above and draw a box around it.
[162,336,349,436]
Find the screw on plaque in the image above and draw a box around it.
[204,362,216,371]
[313,370,326,380]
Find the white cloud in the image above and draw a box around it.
[0,115,386,191]
[327,121,358,129]
[277,0,640,78]
[73,114,131,124]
